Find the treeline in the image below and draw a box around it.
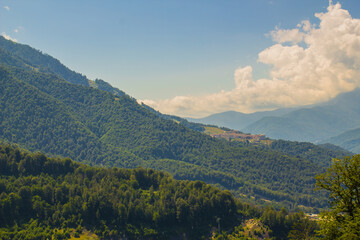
[0,36,89,86]
[144,158,327,211]
[0,144,241,239]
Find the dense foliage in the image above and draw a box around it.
[0,36,351,210]
[0,144,324,240]
[0,144,240,239]
[213,209,319,240]
[315,155,360,239]
[269,140,352,168]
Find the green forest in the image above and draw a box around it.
[1,144,358,239]
[0,144,238,239]
[0,144,323,240]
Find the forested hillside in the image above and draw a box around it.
[0,144,324,240]
[0,144,239,239]
[0,36,352,210]
[268,140,353,168]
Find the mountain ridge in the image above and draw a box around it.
[243,89,360,143]
[187,108,296,131]
[188,87,360,149]
[322,127,360,153]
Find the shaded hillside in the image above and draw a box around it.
[322,128,360,153]
[0,37,350,209]
[0,65,142,168]
[268,140,353,168]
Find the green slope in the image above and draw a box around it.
[322,128,360,153]
[269,140,353,168]
[0,36,125,96]
[0,37,351,210]
[0,65,142,167]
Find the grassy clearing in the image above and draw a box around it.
[204,126,226,135]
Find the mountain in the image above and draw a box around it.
[187,108,295,131]
[243,89,360,143]
[0,36,351,210]
[322,128,360,153]
[0,36,125,97]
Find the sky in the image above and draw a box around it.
[1,0,360,118]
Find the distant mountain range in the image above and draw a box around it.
[0,36,352,210]
[321,127,360,153]
[189,90,360,153]
[187,108,295,130]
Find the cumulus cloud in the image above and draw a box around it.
[3,6,10,11]
[141,3,360,118]
[1,32,17,42]
[270,27,305,44]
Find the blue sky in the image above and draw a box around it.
[1,1,360,117]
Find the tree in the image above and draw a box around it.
[315,155,360,239]
[287,215,318,240]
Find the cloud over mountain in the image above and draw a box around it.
[141,3,360,118]
[1,32,17,42]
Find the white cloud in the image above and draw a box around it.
[1,32,17,42]
[14,27,23,34]
[298,20,313,32]
[141,3,360,118]
[270,27,305,44]
[4,6,10,11]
